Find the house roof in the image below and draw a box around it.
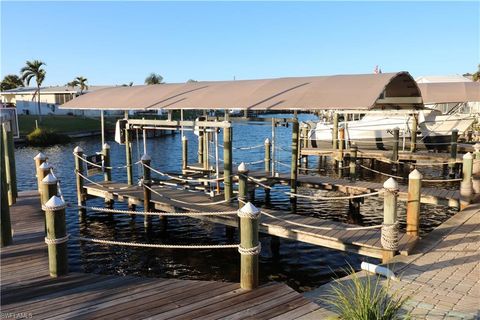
[60,72,422,111]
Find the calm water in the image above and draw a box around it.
[14,114,457,292]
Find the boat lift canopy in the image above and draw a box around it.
[60,72,423,111]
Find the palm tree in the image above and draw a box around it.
[20,60,46,122]
[145,73,164,85]
[74,76,89,94]
[473,64,480,82]
[66,80,78,90]
[0,74,24,91]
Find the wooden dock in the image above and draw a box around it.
[1,191,323,319]
[84,182,418,259]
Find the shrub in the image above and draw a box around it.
[26,128,71,146]
[325,267,410,320]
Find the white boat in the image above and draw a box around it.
[306,109,477,150]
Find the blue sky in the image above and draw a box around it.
[1,1,478,86]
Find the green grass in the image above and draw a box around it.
[18,115,116,136]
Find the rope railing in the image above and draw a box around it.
[421,178,462,183]
[142,162,225,183]
[75,171,137,191]
[73,152,133,170]
[261,211,383,231]
[78,205,237,216]
[215,143,264,150]
[275,160,291,168]
[359,164,405,180]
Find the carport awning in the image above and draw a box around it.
[418,82,480,104]
[60,72,422,111]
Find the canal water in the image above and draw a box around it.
[14,114,457,292]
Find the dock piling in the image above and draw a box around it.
[141,154,153,228]
[103,143,111,182]
[264,138,271,174]
[34,152,47,192]
[449,129,458,177]
[392,127,399,170]
[349,144,357,180]
[332,113,339,150]
[223,124,233,201]
[238,202,260,290]
[406,169,422,236]
[238,162,248,209]
[410,114,418,152]
[290,119,299,203]
[41,173,58,206]
[198,129,204,165]
[182,135,188,171]
[382,178,399,263]
[473,143,480,194]
[460,152,473,209]
[73,147,86,211]
[1,127,12,246]
[2,122,17,205]
[338,125,345,166]
[43,195,68,277]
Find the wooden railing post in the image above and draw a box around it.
[449,129,459,177]
[332,113,339,150]
[73,147,86,209]
[43,194,68,277]
[338,126,345,165]
[349,144,357,180]
[406,169,422,236]
[410,114,418,152]
[103,143,111,182]
[460,152,473,209]
[382,178,399,263]
[392,127,399,164]
[141,154,152,228]
[2,122,17,205]
[264,138,271,174]
[198,129,204,165]
[290,119,299,203]
[34,152,47,192]
[237,202,260,290]
[223,123,233,201]
[182,135,188,171]
[238,162,248,209]
[1,127,12,246]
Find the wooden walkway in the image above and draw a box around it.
[85,182,418,259]
[1,191,322,319]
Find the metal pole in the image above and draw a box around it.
[124,111,133,185]
[271,118,276,176]
[215,128,220,194]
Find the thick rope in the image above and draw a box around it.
[422,178,462,183]
[285,190,383,200]
[45,234,70,245]
[275,161,291,168]
[216,143,264,150]
[79,205,237,216]
[142,162,225,183]
[359,164,405,179]
[238,243,261,255]
[261,211,382,231]
[381,222,399,251]
[75,236,239,249]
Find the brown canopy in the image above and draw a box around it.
[418,82,480,104]
[60,72,422,111]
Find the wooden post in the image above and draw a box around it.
[34,152,47,192]
[141,154,153,228]
[203,128,209,170]
[338,126,345,165]
[406,169,422,236]
[460,152,473,209]
[38,162,52,204]
[237,202,260,290]
[290,119,299,202]
[473,143,480,194]
[103,143,111,182]
[124,112,133,185]
[449,129,458,177]
[382,178,399,263]
[410,114,418,152]
[332,113,339,150]
[238,162,248,209]
[198,129,204,165]
[43,195,68,277]
[73,147,86,210]
[3,123,17,204]
[41,173,58,205]
[264,138,271,174]
[182,135,188,171]
[392,127,399,163]
[1,127,12,246]
[223,124,233,201]
[349,144,357,179]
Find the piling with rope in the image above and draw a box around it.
[43,194,68,277]
[238,162,248,209]
[223,123,233,201]
[238,202,261,290]
[142,154,153,228]
[182,135,188,171]
[34,152,47,192]
[1,127,12,246]
[406,169,422,236]
[473,143,480,194]
[381,178,399,263]
[449,129,459,177]
[460,152,473,209]
[2,122,17,205]
[73,147,86,211]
